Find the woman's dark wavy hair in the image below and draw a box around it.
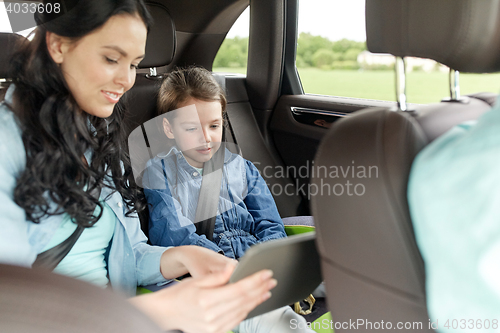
[7,0,152,227]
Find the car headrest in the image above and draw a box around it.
[366,0,500,73]
[139,2,176,69]
[0,33,27,79]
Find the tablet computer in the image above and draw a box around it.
[229,232,322,319]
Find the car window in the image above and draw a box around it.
[297,0,500,103]
[212,7,248,75]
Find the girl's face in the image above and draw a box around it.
[163,97,223,168]
[46,14,147,118]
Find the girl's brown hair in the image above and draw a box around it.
[157,67,227,117]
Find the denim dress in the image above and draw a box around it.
[143,147,286,259]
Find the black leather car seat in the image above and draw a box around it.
[310,1,500,331]
[0,33,26,94]
[123,1,176,139]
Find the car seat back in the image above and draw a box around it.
[0,33,26,96]
[311,1,500,331]
[223,75,306,217]
[123,1,176,139]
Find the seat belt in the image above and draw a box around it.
[33,185,102,271]
[33,225,84,270]
[194,143,225,241]
[193,73,227,241]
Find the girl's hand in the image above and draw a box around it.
[178,245,238,278]
[160,245,237,279]
[130,265,276,333]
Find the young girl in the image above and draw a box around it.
[143,67,314,332]
[143,68,286,259]
[0,1,276,332]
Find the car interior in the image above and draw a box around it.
[1,0,500,332]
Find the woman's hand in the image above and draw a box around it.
[129,265,277,333]
[159,245,237,279]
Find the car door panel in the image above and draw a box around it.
[269,94,396,201]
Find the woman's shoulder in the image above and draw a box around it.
[0,87,26,173]
[0,106,20,132]
[0,85,22,133]
[0,107,24,150]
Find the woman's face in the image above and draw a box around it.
[47,14,147,118]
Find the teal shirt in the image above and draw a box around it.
[43,202,116,288]
[408,99,500,331]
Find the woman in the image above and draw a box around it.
[0,1,275,332]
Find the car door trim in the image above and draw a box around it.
[290,106,349,118]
